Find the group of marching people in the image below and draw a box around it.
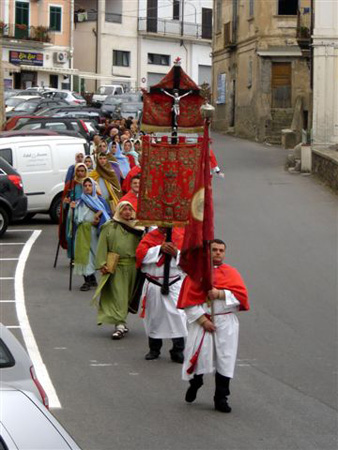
[58,118,249,414]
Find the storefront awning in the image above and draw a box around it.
[19,65,79,75]
[2,61,21,72]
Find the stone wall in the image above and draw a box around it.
[312,150,338,192]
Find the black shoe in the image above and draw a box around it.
[185,376,203,403]
[214,397,232,413]
[170,350,184,364]
[89,274,98,287]
[145,350,160,360]
[80,282,90,291]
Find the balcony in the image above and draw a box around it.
[74,10,98,22]
[296,7,311,57]
[138,17,212,41]
[105,12,122,24]
[0,22,55,44]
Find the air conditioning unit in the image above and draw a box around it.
[53,52,68,64]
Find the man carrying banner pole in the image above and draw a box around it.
[178,110,250,413]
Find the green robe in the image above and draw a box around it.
[93,221,142,326]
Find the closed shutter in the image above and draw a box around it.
[271,62,291,108]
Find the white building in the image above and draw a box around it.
[312,0,338,147]
[73,0,212,91]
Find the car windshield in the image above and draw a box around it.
[121,103,141,112]
[97,86,114,95]
[104,97,121,106]
[72,93,84,100]
[0,339,14,368]
[6,97,26,107]
[14,100,39,112]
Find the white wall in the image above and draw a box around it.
[312,0,338,146]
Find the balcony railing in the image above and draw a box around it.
[105,12,122,24]
[0,23,54,43]
[138,17,212,40]
[74,11,98,22]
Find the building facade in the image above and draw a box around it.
[212,0,311,144]
[312,0,338,148]
[73,0,212,92]
[1,0,75,90]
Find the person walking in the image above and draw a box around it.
[177,239,249,413]
[93,202,144,339]
[73,178,111,291]
[136,227,187,363]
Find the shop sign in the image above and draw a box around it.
[9,51,44,66]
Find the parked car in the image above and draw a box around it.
[0,132,89,222]
[5,95,41,113]
[6,98,69,118]
[42,90,87,105]
[92,84,124,106]
[100,95,123,118]
[117,102,143,120]
[4,89,24,101]
[14,117,98,142]
[3,115,43,131]
[0,323,48,406]
[52,109,102,124]
[0,385,81,449]
[0,157,27,236]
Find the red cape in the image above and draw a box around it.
[119,190,138,211]
[136,228,185,268]
[122,166,141,193]
[177,263,249,311]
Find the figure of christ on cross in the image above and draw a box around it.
[161,88,193,127]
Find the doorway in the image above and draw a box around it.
[271,62,292,108]
[147,0,158,33]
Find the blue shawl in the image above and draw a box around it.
[114,143,131,178]
[78,178,111,229]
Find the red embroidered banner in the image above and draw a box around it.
[137,136,203,226]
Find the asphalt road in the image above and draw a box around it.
[1,134,337,450]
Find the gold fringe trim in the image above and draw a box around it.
[140,124,204,133]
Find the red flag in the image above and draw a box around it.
[179,122,214,292]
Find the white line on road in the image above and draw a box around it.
[15,230,61,409]
[0,300,15,303]
[0,243,25,246]
[6,325,21,329]
[6,229,35,233]
[0,258,19,261]
[0,277,15,280]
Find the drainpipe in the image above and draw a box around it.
[70,0,74,90]
[95,0,99,92]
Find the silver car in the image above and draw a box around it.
[0,385,81,449]
[0,323,48,408]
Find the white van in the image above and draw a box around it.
[92,84,124,106]
[0,134,88,222]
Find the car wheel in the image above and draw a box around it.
[49,195,62,224]
[0,207,9,237]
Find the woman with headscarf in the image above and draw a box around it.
[113,141,130,179]
[73,178,111,291]
[122,139,139,168]
[89,152,122,214]
[59,162,88,257]
[84,155,94,171]
[93,201,144,339]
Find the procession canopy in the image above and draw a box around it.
[141,63,205,133]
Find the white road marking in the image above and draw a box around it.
[6,229,35,233]
[129,372,139,376]
[0,300,16,303]
[0,243,25,246]
[0,277,15,280]
[0,258,19,261]
[90,363,113,367]
[54,347,67,350]
[6,325,21,329]
[15,230,61,409]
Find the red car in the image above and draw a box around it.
[3,115,44,131]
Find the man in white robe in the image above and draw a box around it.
[136,228,187,363]
[177,239,249,412]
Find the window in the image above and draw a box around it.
[278,0,297,15]
[113,50,130,67]
[49,6,62,32]
[249,0,254,17]
[0,149,13,165]
[45,122,68,131]
[0,339,15,368]
[173,0,180,20]
[202,8,212,39]
[247,58,253,88]
[15,1,29,39]
[148,53,170,66]
[216,0,222,33]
